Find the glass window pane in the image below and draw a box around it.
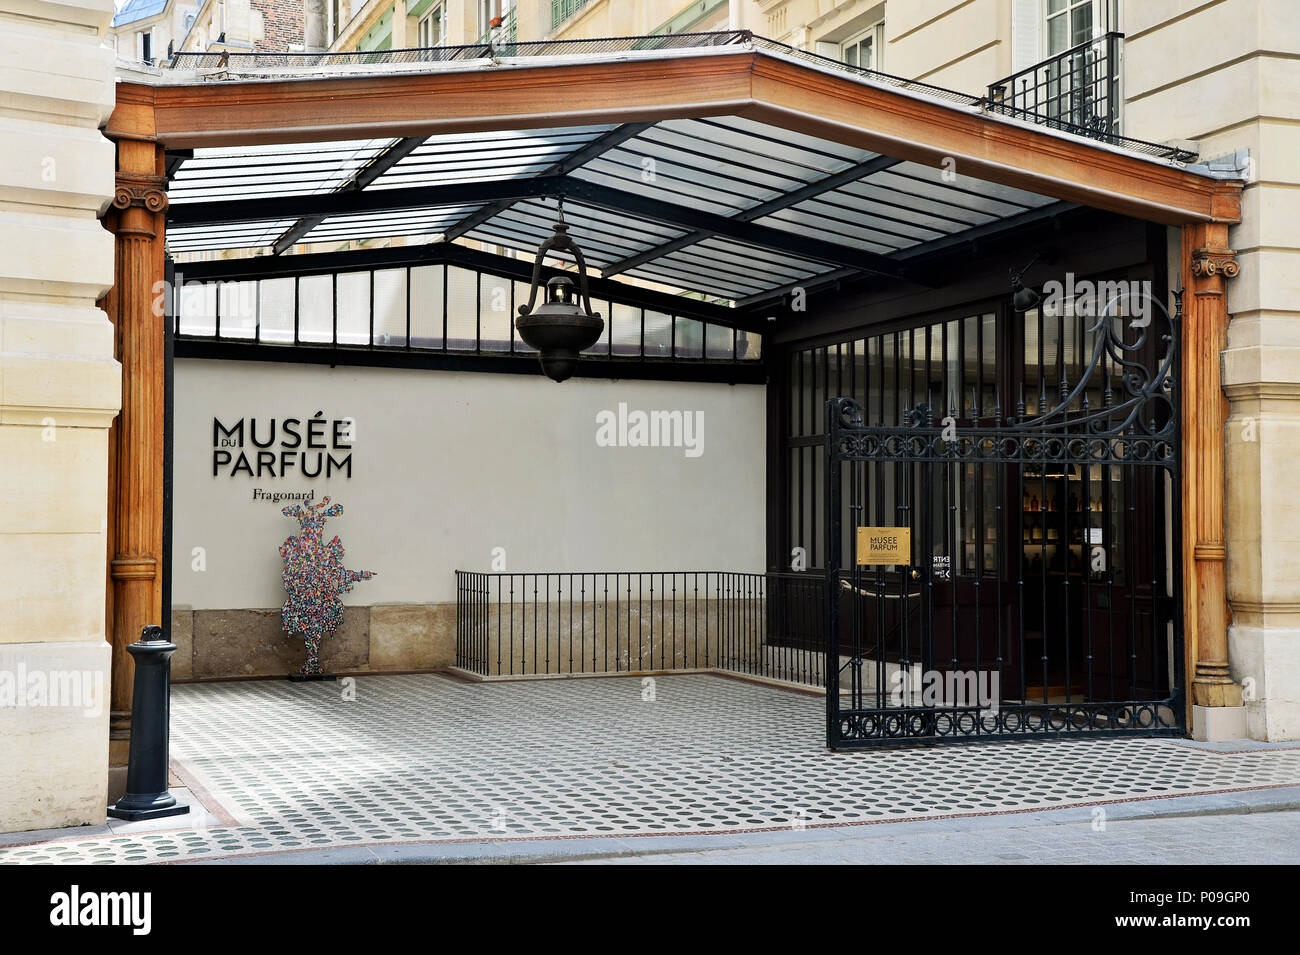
[643,309,672,358]
[409,265,443,349]
[674,317,702,359]
[1024,306,1041,416]
[1071,4,1093,46]
[1047,15,1068,54]
[812,347,826,428]
[610,303,640,357]
[581,298,610,356]
[899,330,912,415]
[945,320,959,416]
[867,336,881,424]
[298,275,333,344]
[800,348,816,435]
[479,272,512,352]
[881,333,896,425]
[736,329,762,361]
[218,281,256,339]
[981,313,997,417]
[178,281,216,336]
[372,269,406,347]
[258,278,294,344]
[336,271,369,346]
[963,315,979,416]
[445,265,477,350]
[912,327,925,414]
[928,324,943,411]
[827,342,841,402]
[513,280,536,353]
[706,323,734,360]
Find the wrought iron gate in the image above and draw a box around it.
[825,299,1185,747]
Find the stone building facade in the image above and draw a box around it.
[0,0,1296,836]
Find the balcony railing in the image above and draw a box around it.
[478,6,518,45]
[987,32,1124,145]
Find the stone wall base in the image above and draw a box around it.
[170,604,455,680]
[0,640,110,833]
[1228,623,1300,741]
[1191,704,1249,742]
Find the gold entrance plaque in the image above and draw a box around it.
[856,526,911,566]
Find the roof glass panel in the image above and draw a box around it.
[167,220,298,253]
[168,139,394,203]
[468,198,688,267]
[367,124,617,190]
[571,116,879,217]
[299,205,484,243]
[863,163,1052,217]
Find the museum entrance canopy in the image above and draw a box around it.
[114,30,1240,332]
[100,31,1249,749]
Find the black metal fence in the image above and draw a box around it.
[455,570,824,687]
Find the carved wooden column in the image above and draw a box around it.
[102,91,167,761]
[1181,222,1242,712]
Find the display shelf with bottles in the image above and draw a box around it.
[1020,465,1123,578]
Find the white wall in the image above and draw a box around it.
[172,359,767,608]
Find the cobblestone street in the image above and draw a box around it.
[3,673,1299,864]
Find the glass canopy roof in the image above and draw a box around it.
[164,113,1062,303]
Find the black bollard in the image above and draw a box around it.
[107,625,191,821]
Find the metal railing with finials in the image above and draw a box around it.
[455,570,825,687]
[987,33,1131,148]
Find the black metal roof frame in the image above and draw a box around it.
[160,32,1201,310]
[165,119,1066,306]
[172,240,767,334]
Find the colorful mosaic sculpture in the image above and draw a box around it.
[279,497,376,677]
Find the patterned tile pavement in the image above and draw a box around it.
[3,673,1300,864]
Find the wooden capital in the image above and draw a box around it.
[1190,248,1240,279]
[112,174,169,214]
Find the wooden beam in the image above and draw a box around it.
[132,54,756,147]
[116,49,1243,226]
